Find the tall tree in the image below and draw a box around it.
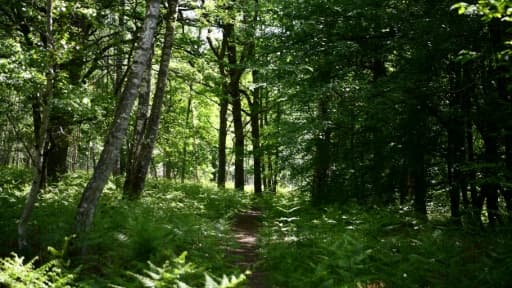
[17,0,54,251]
[123,0,179,200]
[207,19,229,189]
[74,0,161,235]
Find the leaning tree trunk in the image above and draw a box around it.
[123,0,178,200]
[123,48,153,198]
[75,0,160,235]
[18,0,54,251]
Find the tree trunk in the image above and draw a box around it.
[224,22,245,191]
[446,62,466,223]
[504,131,512,220]
[18,0,54,251]
[312,96,331,204]
[206,23,229,190]
[407,94,428,217]
[115,0,126,97]
[250,71,262,195]
[75,0,160,235]
[481,126,500,225]
[123,47,153,198]
[260,104,268,191]
[271,103,281,194]
[46,117,71,182]
[490,18,512,220]
[217,97,228,188]
[123,0,178,200]
[232,88,245,191]
[180,88,193,183]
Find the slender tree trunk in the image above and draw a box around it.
[480,124,500,226]
[123,0,178,200]
[312,96,331,204]
[250,71,262,195]
[180,88,193,183]
[115,0,126,97]
[260,104,268,191]
[232,88,245,191]
[467,125,478,209]
[271,102,281,194]
[75,0,160,234]
[206,25,228,189]
[490,18,512,220]
[124,48,153,198]
[407,93,428,217]
[18,0,54,251]
[223,22,245,191]
[112,0,127,176]
[504,131,512,220]
[447,62,466,223]
[217,97,228,188]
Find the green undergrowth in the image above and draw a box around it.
[0,167,251,287]
[257,192,512,287]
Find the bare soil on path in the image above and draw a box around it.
[231,209,268,288]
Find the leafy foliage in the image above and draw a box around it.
[259,192,512,287]
[0,253,75,288]
[124,252,246,288]
[0,169,252,286]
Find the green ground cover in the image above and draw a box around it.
[2,167,512,287]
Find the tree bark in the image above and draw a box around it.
[75,0,160,234]
[217,97,228,188]
[407,94,428,217]
[115,0,126,97]
[46,117,71,182]
[446,62,466,223]
[180,87,193,183]
[250,71,262,195]
[232,87,245,191]
[480,125,500,225]
[207,24,229,189]
[18,0,54,251]
[123,47,153,198]
[223,23,245,191]
[123,0,178,200]
[312,96,331,204]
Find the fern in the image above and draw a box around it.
[0,253,75,288]
[126,252,245,288]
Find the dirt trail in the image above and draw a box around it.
[231,209,267,288]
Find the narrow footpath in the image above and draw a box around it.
[231,209,267,288]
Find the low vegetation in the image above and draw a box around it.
[257,192,512,287]
[0,167,249,287]
[2,167,512,287]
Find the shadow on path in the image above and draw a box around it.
[231,209,268,288]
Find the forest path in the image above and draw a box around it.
[230,208,268,288]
